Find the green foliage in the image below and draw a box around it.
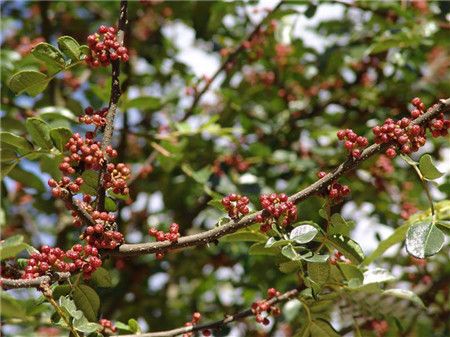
[1,1,449,336]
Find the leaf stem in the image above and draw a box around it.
[412,164,435,222]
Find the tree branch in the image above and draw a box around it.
[59,188,95,227]
[2,99,448,288]
[182,1,284,121]
[119,288,300,337]
[96,0,128,211]
[105,98,450,257]
[1,272,71,290]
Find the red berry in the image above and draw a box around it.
[386,148,396,158]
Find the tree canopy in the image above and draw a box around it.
[1,1,449,337]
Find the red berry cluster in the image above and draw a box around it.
[337,129,368,159]
[251,288,282,326]
[221,21,277,64]
[78,106,108,127]
[255,193,297,232]
[330,251,351,265]
[21,244,102,280]
[85,25,129,67]
[317,172,350,204]
[48,176,83,196]
[183,312,210,337]
[400,202,418,220]
[106,163,131,196]
[370,155,395,191]
[82,211,124,250]
[221,193,250,219]
[373,97,449,158]
[371,320,389,337]
[99,318,117,334]
[148,223,180,259]
[212,154,250,176]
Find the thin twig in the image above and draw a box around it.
[96,0,129,211]
[119,288,300,337]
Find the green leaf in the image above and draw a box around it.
[59,296,83,320]
[105,197,118,212]
[337,262,364,284]
[8,166,46,192]
[90,267,112,288]
[0,235,30,261]
[57,36,81,61]
[73,285,100,322]
[290,224,318,243]
[318,208,328,220]
[53,285,71,301]
[419,154,444,180]
[125,96,161,110]
[79,45,90,56]
[0,148,17,162]
[73,315,102,334]
[330,213,348,227]
[223,231,266,243]
[108,189,131,201]
[80,170,99,195]
[31,42,66,69]
[302,254,329,263]
[328,234,364,264]
[279,260,301,274]
[8,70,50,96]
[362,223,410,266]
[115,321,134,332]
[406,222,445,258]
[362,268,396,284]
[25,117,53,150]
[49,127,72,152]
[310,319,340,337]
[400,153,418,166]
[0,293,26,319]
[307,262,330,285]
[38,106,79,121]
[0,132,34,151]
[1,161,19,180]
[281,244,300,260]
[265,237,292,248]
[207,198,223,210]
[128,318,141,333]
[249,242,278,256]
[383,289,425,308]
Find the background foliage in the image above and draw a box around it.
[1,1,449,336]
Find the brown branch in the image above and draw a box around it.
[96,0,129,211]
[105,98,450,257]
[119,288,300,337]
[182,1,284,121]
[1,272,71,290]
[59,188,95,227]
[3,99,448,288]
